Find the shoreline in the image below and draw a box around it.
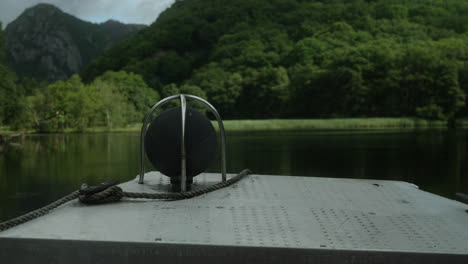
[1,118,467,134]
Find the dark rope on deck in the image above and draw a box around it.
[0,191,80,232]
[0,169,251,232]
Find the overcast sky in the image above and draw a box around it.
[0,0,176,27]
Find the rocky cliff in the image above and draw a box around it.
[5,4,146,81]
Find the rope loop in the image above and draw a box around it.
[79,186,124,204]
[0,169,251,232]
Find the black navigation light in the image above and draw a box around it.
[139,94,227,192]
[144,107,217,189]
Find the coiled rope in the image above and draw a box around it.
[0,169,251,232]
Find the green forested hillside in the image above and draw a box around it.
[3,0,468,132]
[82,0,468,120]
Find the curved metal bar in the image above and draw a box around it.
[139,94,227,185]
[184,94,227,182]
[180,95,187,192]
[139,95,180,184]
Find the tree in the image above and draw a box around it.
[286,37,332,67]
[238,66,291,118]
[289,64,353,118]
[395,45,465,119]
[43,75,98,130]
[0,65,21,126]
[375,4,409,20]
[190,63,242,117]
[212,27,291,70]
[90,79,133,128]
[93,71,160,121]
[459,62,468,116]
[154,51,192,84]
[18,91,47,130]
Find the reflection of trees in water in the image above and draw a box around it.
[446,131,467,197]
[0,134,24,153]
[220,130,468,200]
[0,133,141,221]
[0,131,467,222]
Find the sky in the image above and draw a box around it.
[0,0,176,26]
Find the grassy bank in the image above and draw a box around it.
[219,118,449,131]
[2,118,465,134]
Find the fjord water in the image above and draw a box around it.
[1,130,467,221]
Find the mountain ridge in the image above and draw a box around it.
[5,3,146,81]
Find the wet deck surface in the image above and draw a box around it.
[1,172,467,263]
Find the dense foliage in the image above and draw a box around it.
[82,0,468,120]
[0,23,22,126]
[14,72,159,132]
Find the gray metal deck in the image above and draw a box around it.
[1,172,467,263]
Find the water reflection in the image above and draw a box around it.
[1,130,467,221]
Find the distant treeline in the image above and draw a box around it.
[1,70,158,131]
[2,0,468,131]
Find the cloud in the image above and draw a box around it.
[0,0,176,27]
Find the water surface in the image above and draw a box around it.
[1,129,467,221]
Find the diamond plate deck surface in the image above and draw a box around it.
[1,172,467,255]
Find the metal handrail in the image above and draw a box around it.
[138,94,227,189]
[180,94,187,191]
